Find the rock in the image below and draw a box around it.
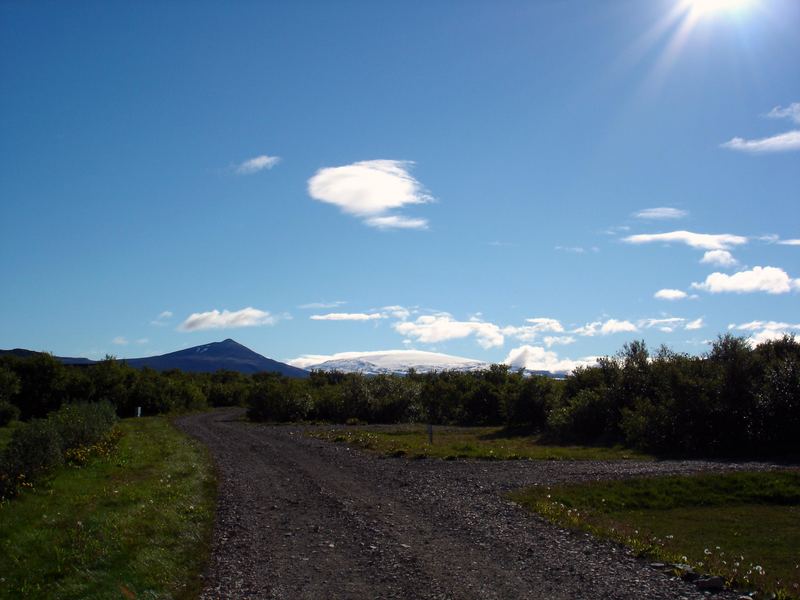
[695,576,725,590]
[649,562,666,569]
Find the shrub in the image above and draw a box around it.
[0,419,64,498]
[247,378,312,422]
[50,402,117,451]
[0,401,20,426]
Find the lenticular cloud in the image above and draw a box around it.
[307,160,432,229]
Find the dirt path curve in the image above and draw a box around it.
[177,408,761,600]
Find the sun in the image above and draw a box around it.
[684,0,754,18]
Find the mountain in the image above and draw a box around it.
[1,339,308,377]
[294,350,491,375]
[124,339,308,377]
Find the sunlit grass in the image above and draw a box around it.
[307,425,651,461]
[0,416,216,599]
[510,471,800,598]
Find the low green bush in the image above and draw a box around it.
[0,402,118,499]
[0,400,20,426]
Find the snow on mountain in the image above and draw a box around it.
[289,350,490,375]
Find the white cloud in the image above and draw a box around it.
[150,310,173,326]
[310,312,386,321]
[721,131,800,153]
[701,249,738,268]
[308,160,432,229]
[638,317,685,329]
[504,345,598,374]
[730,320,800,346]
[502,317,565,342]
[633,207,688,220]
[555,246,585,253]
[394,314,504,349]
[112,336,129,345]
[685,318,705,331]
[692,266,800,294]
[778,239,800,246]
[767,102,800,124]
[543,335,576,347]
[383,305,411,320]
[364,215,429,230]
[654,288,688,301]
[298,301,347,309]
[179,307,278,331]
[574,319,638,337]
[623,230,747,251]
[235,155,280,174]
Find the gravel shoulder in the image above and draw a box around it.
[176,408,774,600]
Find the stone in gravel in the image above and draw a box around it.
[695,576,725,590]
[649,563,666,569]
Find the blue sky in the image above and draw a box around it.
[1,0,798,371]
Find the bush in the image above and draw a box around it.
[247,377,312,422]
[0,419,64,498]
[0,402,118,499]
[50,402,117,451]
[0,401,20,426]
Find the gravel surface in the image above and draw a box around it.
[176,408,775,600]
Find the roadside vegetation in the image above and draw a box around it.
[307,426,650,460]
[249,334,800,460]
[510,470,800,599]
[0,416,215,599]
[2,333,798,459]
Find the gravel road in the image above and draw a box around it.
[176,408,770,600]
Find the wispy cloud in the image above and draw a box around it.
[700,249,738,268]
[543,335,576,347]
[112,336,129,346]
[310,312,386,321]
[235,155,280,174]
[654,288,688,301]
[394,314,504,349]
[730,320,800,346]
[692,266,800,294]
[685,317,704,331]
[298,301,347,309]
[504,345,598,374]
[723,103,800,153]
[633,207,688,220]
[179,307,278,331]
[555,245,586,254]
[308,160,432,230]
[766,102,800,124]
[365,215,429,230]
[573,319,638,336]
[721,131,800,153]
[150,310,173,326]
[778,239,800,246]
[502,318,564,342]
[623,230,747,251]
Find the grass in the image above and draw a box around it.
[307,425,652,461]
[510,470,800,599]
[0,416,216,600]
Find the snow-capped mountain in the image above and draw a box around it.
[291,350,491,375]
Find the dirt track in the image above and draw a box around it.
[176,408,763,600]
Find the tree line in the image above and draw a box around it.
[1,333,798,458]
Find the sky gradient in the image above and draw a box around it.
[1,0,799,371]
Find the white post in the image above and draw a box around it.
[136,406,142,418]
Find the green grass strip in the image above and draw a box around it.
[510,470,800,599]
[308,425,651,461]
[0,416,216,600]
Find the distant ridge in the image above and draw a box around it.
[0,339,308,377]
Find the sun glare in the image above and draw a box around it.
[685,0,754,17]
